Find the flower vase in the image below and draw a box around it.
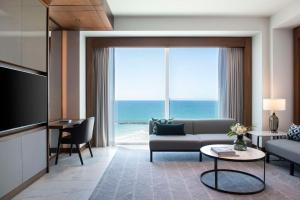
[234,135,247,151]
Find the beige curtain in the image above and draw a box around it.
[93,48,114,147]
[218,48,244,123]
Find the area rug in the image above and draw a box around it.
[90,147,300,200]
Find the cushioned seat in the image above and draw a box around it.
[265,139,300,165]
[196,134,251,146]
[149,134,201,151]
[149,119,237,162]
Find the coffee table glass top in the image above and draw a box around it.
[200,144,265,161]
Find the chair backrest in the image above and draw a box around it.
[71,117,95,144]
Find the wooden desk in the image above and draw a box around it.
[48,120,83,130]
[48,120,83,165]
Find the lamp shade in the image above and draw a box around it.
[263,99,286,111]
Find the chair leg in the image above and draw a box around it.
[87,142,93,157]
[150,150,153,162]
[199,151,202,162]
[48,143,51,156]
[55,131,62,165]
[266,153,270,163]
[69,144,73,156]
[290,162,295,176]
[76,144,84,165]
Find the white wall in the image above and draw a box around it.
[269,1,300,130]
[114,16,268,32]
[270,29,293,130]
[252,34,264,131]
[271,0,300,28]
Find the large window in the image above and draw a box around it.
[169,48,219,119]
[114,48,165,143]
[114,47,219,143]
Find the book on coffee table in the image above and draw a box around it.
[211,146,236,156]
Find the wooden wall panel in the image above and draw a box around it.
[49,31,62,121]
[42,0,113,30]
[294,27,300,124]
[86,38,94,120]
[66,31,80,119]
[86,37,249,48]
[49,31,80,119]
[243,38,252,126]
[61,31,68,119]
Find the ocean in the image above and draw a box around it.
[114,100,218,142]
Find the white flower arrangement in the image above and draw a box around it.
[228,123,248,137]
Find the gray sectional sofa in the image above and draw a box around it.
[149,119,251,162]
[266,139,300,175]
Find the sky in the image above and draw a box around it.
[115,47,219,101]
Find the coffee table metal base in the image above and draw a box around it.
[200,169,265,195]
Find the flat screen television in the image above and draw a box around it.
[0,67,47,133]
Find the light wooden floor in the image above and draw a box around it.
[13,147,117,200]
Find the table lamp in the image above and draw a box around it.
[263,98,286,132]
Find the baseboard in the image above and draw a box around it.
[0,168,47,200]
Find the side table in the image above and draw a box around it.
[247,131,287,149]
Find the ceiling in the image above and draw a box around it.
[107,0,296,17]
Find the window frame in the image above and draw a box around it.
[86,37,252,126]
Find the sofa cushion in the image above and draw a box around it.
[193,119,235,134]
[156,124,185,136]
[287,124,300,141]
[149,120,194,134]
[265,139,300,165]
[172,120,193,134]
[196,134,251,146]
[151,118,173,134]
[149,134,201,151]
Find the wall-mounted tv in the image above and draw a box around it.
[0,67,47,133]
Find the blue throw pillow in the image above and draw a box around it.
[156,124,185,136]
[287,124,300,141]
[151,118,173,134]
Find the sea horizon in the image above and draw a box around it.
[115,99,218,101]
[114,100,219,123]
[114,100,219,139]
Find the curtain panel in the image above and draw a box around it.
[92,48,114,147]
[218,48,244,123]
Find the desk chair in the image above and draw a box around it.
[55,117,95,165]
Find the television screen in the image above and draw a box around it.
[0,67,47,133]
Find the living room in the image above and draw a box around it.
[0,0,300,200]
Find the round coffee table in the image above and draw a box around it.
[200,144,266,195]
